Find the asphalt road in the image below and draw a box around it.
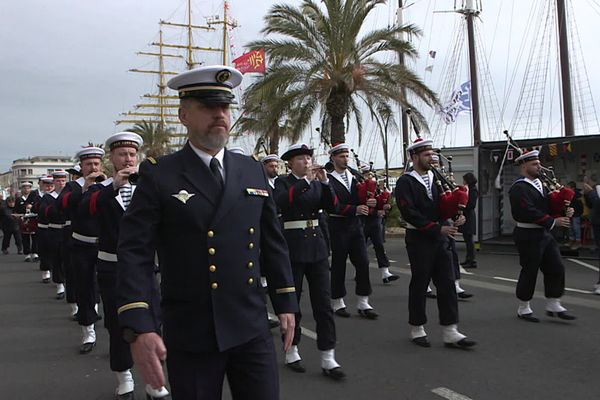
[1,237,599,400]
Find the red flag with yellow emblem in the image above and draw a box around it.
[232,49,266,74]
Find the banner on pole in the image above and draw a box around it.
[232,49,266,74]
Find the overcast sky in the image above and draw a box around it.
[1,0,599,171]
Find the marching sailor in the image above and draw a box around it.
[327,143,378,319]
[46,170,68,300]
[58,146,106,353]
[274,143,345,380]
[15,181,40,262]
[395,139,476,348]
[509,150,576,322]
[35,175,55,283]
[82,132,170,399]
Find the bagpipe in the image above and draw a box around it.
[430,151,469,220]
[351,150,391,216]
[496,130,574,217]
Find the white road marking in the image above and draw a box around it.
[493,276,518,283]
[267,313,318,340]
[492,277,593,294]
[432,387,474,400]
[567,258,599,272]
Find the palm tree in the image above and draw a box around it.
[245,0,438,145]
[236,85,302,155]
[127,121,172,159]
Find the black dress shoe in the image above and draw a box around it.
[517,313,540,323]
[334,308,351,318]
[425,292,437,299]
[444,338,477,349]
[322,367,346,380]
[357,309,378,320]
[457,292,473,299]
[463,263,477,269]
[268,318,280,329]
[546,311,576,320]
[411,336,431,348]
[79,341,96,354]
[116,391,135,400]
[56,292,65,300]
[285,360,306,373]
[382,275,399,284]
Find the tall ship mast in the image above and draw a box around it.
[116,0,238,150]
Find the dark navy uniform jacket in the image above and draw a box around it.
[116,143,298,353]
[273,174,336,263]
[58,178,99,246]
[81,179,128,256]
[395,170,444,241]
[509,177,555,241]
[15,192,40,214]
[327,172,359,218]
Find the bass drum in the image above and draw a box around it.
[20,215,38,234]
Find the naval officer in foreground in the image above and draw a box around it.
[116,65,298,400]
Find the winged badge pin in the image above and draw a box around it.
[172,190,195,204]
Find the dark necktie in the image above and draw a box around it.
[210,157,224,191]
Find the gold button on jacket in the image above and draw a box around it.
[211,282,218,289]
[208,247,216,255]
[209,265,216,272]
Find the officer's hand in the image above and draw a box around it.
[383,203,391,211]
[554,217,570,228]
[453,215,466,227]
[441,225,458,237]
[366,198,377,208]
[565,207,574,218]
[377,210,385,217]
[113,167,137,190]
[25,204,32,210]
[130,332,167,390]
[356,205,369,216]
[278,313,295,352]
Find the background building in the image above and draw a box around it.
[10,156,73,192]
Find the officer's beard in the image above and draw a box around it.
[192,129,229,152]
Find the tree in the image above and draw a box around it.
[126,121,172,159]
[236,85,302,155]
[245,0,438,145]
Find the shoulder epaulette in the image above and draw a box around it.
[146,157,157,165]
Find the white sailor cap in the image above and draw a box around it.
[66,164,81,175]
[329,143,350,155]
[167,65,243,104]
[40,175,54,184]
[20,181,33,187]
[359,163,371,173]
[406,138,433,154]
[51,170,68,178]
[281,143,313,161]
[105,132,143,151]
[261,154,281,163]
[515,149,539,165]
[75,146,105,161]
[228,146,246,155]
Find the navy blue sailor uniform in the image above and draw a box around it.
[35,192,53,277]
[116,144,298,398]
[509,177,565,301]
[82,178,161,373]
[59,177,101,326]
[327,170,373,300]
[395,170,459,327]
[15,190,40,257]
[45,190,67,288]
[274,173,337,351]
